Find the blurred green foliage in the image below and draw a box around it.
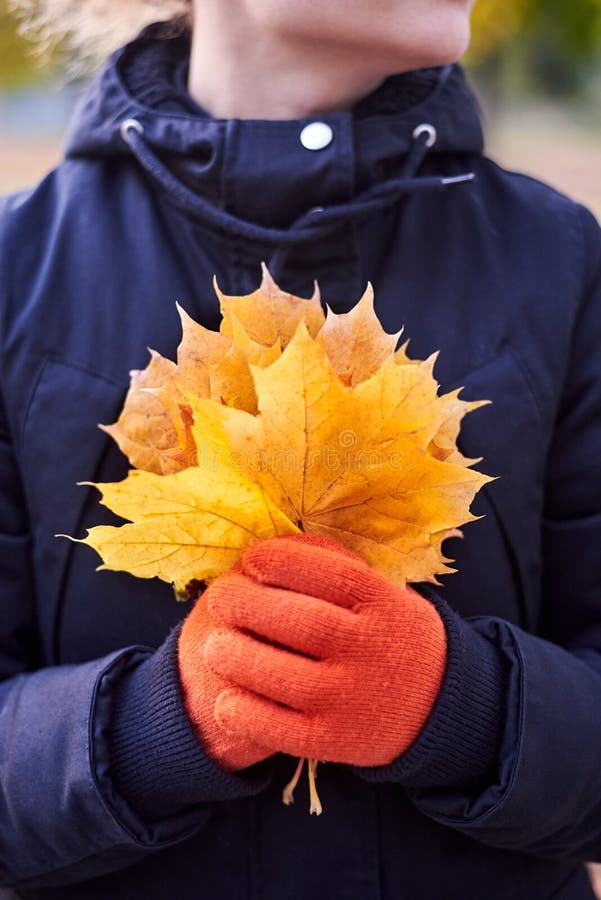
[0,0,600,93]
[469,0,601,95]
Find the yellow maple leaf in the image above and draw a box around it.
[211,314,281,413]
[316,284,401,385]
[429,388,489,466]
[175,302,231,398]
[100,350,190,476]
[216,263,325,348]
[81,268,491,592]
[78,411,299,594]
[99,300,230,475]
[213,324,491,585]
[102,270,318,468]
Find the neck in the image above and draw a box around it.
[187,5,385,119]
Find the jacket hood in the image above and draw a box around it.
[64,21,484,247]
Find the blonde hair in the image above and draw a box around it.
[9,0,192,69]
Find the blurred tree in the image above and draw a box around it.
[469,0,601,95]
[525,0,601,93]
[0,0,68,88]
[469,0,533,64]
[0,0,44,87]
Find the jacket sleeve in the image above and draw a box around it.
[0,368,271,889]
[353,204,601,862]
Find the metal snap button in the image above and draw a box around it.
[300,122,334,151]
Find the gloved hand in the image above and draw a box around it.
[177,586,274,772]
[204,533,448,768]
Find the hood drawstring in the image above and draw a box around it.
[120,117,475,282]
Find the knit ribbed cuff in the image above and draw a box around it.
[110,626,272,821]
[352,588,507,791]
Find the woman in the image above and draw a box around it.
[1,1,601,897]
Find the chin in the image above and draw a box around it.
[250,3,473,71]
[431,20,473,65]
[385,16,473,71]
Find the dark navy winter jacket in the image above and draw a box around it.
[1,21,601,900]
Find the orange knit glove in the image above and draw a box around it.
[177,588,273,771]
[204,534,448,768]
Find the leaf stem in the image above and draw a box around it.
[282,757,305,806]
[281,757,323,815]
[308,758,323,816]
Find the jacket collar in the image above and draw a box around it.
[65,21,484,231]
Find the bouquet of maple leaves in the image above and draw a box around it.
[72,266,491,813]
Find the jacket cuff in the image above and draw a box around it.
[351,588,507,790]
[109,625,272,821]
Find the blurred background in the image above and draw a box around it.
[0,0,600,217]
[0,0,600,216]
[0,0,600,893]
